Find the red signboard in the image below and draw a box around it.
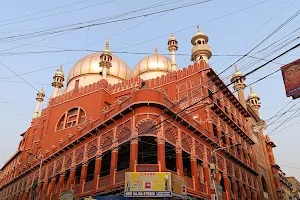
[281,59,300,99]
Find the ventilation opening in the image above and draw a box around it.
[100,151,111,177]
[165,142,176,172]
[182,151,192,178]
[86,159,95,182]
[75,165,82,186]
[117,141,130,171]
[138,136,157,164]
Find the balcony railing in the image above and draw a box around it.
[200,182,207,194]
[83,180,93,193]
[186,177,193,190]
[115,169,128,184]
[98,176,109,190]
[73,184,80,196]
[136,164,159,172]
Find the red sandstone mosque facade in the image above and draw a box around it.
[0,27,286,200]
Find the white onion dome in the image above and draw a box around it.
[133,48,176,80]
[66,52,132,91]
[248,87,259,100]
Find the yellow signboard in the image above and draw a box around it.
[124,172,172,197]
[172,173,187,195]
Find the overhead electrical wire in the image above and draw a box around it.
[214,0,295,72]
[0,0,120,28]
[0,0,211,43]
[0,0,271,81]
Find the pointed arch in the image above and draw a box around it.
[117,126,131,144]
[136,118,158,136]
[165,127,177,145]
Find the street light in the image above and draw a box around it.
[209,140,241,200]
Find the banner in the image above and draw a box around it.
[172,173,187,196]
[281,59,300,99]
[124,172,172,197]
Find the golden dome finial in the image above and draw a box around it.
[234,64,238,72]
[59,65,62,71]
[171,33,174,37]
[154,47,158,54]
[197,25,200,32]
[105,39,110,51]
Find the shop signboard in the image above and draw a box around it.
[281,59,300,99]
[124,172,172,197]
[172,173,187,196]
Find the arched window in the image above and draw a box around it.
[56,108,86,131]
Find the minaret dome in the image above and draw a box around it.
[190,26,212,63]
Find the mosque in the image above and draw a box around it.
[0,27,284,200]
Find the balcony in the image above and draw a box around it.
[210,99,254,145]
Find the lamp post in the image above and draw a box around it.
[210,140,241,200]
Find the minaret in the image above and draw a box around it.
[168,33,178,71]
[33,88,45,118]
[99,40,112,80]
[247,87,261,116]
[190,25,212,63]
[51,65,64,98]
[231,64,247,108]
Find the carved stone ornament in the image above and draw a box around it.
[252,120,266,133]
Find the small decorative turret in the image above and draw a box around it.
[99,39,112,80]
[33,88,45,118]
[231,64,246,107]
[247,87,261,116]
[51,65,64,98]
[191,26,212,63]
[168,33,178,71]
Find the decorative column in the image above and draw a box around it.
[252,190,257,200]
[67,168,75,190]
[223,173,232,200]
[175,147,184,176]
[79,163,88,193]
[57,172,65,194]
[246,186,251,200]
[239,182,245,200]
[203,162,211,196]
[157,138,166,172]
[130,139,138,171]
[93,156,102,191]
[231,179,239,200]
[41,179,48,197]
[216,126,223,145]
[22,189,29,200]
[110,149,118,186]
[190,156,200,194]
[47,177,56,197]
[36,182,42,199]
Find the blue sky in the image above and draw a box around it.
[0,0,299,180]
